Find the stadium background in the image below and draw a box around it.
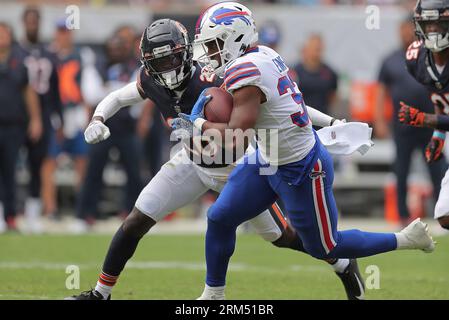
[0,0,448,300]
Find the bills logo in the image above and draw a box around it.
[210,8,251,26]
[309,170,326,180]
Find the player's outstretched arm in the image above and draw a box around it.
[398,101,449,131]
[85,82,145,144]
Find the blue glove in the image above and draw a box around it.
[179,88,212,123]
[171,114,193,139]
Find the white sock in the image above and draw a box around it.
[331,258,350,273]
[25,198,42,219]
[394,232,408,250]
[200,284,225,299]
[0,202,5,232]
[95,281,113,299]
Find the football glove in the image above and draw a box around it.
[84,120,110,144]
[425,135,445,163]
[171,114,194,139]
[398,102,426,127]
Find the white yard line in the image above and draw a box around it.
[0,261,328,273]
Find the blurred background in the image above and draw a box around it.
[0,0,448,235]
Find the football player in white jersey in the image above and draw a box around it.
[66,19,363,300]
[183,2,436,300]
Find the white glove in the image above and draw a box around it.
[331,118,347,126]
[84,120,110,144]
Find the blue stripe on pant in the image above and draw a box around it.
[206,140,397,287]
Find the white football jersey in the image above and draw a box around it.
[223,45,315,166]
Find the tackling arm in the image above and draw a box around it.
[84,81,146,144]
[92,81,145,122]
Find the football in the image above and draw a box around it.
[203,87,233,123]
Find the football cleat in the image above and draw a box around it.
[196,285,225,300]
[64,289,110,300]
[196,293,225,300]
[336,259,365,300]
[399,218,436,253]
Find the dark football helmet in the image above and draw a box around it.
[414,0,449,52]
[140,19,193,89]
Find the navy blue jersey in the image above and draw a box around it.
[405,40,449,115]
[19,42,63,128]
[0,45,29,125]
[137,63,227,167]
[137,63,222,123]
[380,48,434,135]
[289,62,337,115]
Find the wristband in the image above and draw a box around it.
[433,130,446,140]
[330,118,336,126]
[194,118,207,130]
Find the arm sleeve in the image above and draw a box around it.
[436,115,449,131]
[306,105,333,127]
[93,81,145,121]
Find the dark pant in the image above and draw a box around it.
[394,130,448,219]
[76,134,143,219]
[0,126,25,220]
[25,129,50,198]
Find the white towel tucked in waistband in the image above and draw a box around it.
[316,122,374,156]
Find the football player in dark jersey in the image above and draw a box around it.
[398,0,449,230]
[19,6,63,233]
[66,19,364,300]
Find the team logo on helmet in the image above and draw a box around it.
[209,8,251,26]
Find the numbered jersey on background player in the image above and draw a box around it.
[223,45,315,166]
[406,40,449,115]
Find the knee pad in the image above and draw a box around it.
[207,204,229,225]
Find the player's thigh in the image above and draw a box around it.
[435,168,449,219]
[274,151,338,257]
[247,202,287,242]
[135,150,208,222]
[207,160,278,227]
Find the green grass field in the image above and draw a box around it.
[0,233,448,300]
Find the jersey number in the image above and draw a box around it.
[277,75,310,127]
[24,56,53,95]
[431,92,449,114]
[406,40,422,61]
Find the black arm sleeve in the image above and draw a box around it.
[436,114,449,131]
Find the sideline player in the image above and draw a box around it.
[398,0,449,230]
[186,2,435,300]
[66,19,364,300]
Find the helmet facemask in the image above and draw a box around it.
[141,44,192,90]
[193,34,231,78]
[415,9,449,52]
